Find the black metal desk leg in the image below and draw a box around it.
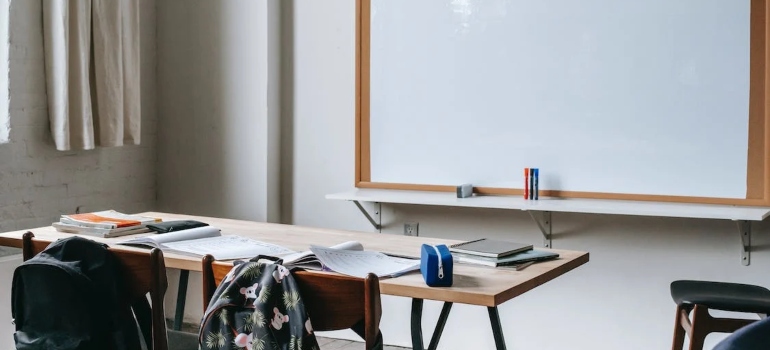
[173,270,190,331]
[411,298,425,350]
[411,299,454,350]
[487,306,507,350]
[427,302,453,350]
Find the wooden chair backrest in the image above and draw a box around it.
[22,232,169,350]
[201,256,383,349]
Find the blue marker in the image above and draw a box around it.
[533,168,539,200]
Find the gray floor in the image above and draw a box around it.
[317,336,407,350]
[0,247,20,258]
[168,320,408,350]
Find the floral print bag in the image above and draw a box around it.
[198,258,319,350]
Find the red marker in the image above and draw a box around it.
[524,168,529,200]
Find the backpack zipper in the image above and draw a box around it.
[432,246,444,279]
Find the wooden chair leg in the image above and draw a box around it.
[671,305,687,350]
[688,305,711,350]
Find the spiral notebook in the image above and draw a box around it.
[448,238,533,258]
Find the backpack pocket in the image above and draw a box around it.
[14,330,91,350]
[12,262,99,350]
[198,302,242,349]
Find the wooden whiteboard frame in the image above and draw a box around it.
[355,0,770,206]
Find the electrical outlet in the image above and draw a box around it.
[404,222,419,236]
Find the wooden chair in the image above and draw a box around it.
[670,280,770,350]
[22,232,170,350]
[201,255,384,350]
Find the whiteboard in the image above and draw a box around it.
[368,0,751,199]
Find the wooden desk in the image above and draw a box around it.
[0,212,589,350]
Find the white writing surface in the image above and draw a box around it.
[369,0,750,198]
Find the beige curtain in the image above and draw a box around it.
[42,0,140,151]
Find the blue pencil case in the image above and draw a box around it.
[420,244,453,287]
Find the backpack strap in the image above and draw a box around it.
[248,255,284,265]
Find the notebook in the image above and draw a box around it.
[448,238,532,258]
[453,249,559,268]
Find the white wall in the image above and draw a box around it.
[0,0,10,145]
[0,0,158,344]
[156,0,282,325]
[283,1,770,349]
[156,0,281,223]
[0,255,21,348]
[152,1,770,349]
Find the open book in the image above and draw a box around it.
[277,241,363,270]
[308,245,420,278]
[261,241,420,279]
[119,227,420,278]
[118,226,295,260]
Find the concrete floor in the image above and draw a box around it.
[316,336,408,350]
[169,319,409,350]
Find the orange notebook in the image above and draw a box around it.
[60,210,161,229]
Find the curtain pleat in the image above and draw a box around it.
[43,0,93,150]
[42,0,140,151]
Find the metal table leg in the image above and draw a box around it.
[173,270,190,331]
[487,306,507,350]
[411,299,425,350]
[428,302,453,350]
[410,298,454,350]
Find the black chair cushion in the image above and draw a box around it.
[671,280,770,314]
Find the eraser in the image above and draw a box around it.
[456,184,473,198]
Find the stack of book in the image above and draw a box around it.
[53,210,162,238]
[448,238,558,267]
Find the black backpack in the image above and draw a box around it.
[11,236,145,350]
[198,257,320,350]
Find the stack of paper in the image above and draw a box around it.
[53,210,161,238]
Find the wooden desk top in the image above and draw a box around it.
[0,212,589,307]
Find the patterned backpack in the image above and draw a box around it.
[198,257,320,350]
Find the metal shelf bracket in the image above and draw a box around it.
[353,200,382,232]
[738,220,751,266]
[528,211,552,248]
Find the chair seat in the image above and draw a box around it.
[671,280,770,314]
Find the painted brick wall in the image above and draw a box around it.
[0,0,158,256]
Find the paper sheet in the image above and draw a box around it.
[309,245,420,278]
[280,240,363,266]
[162,235,296,260]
